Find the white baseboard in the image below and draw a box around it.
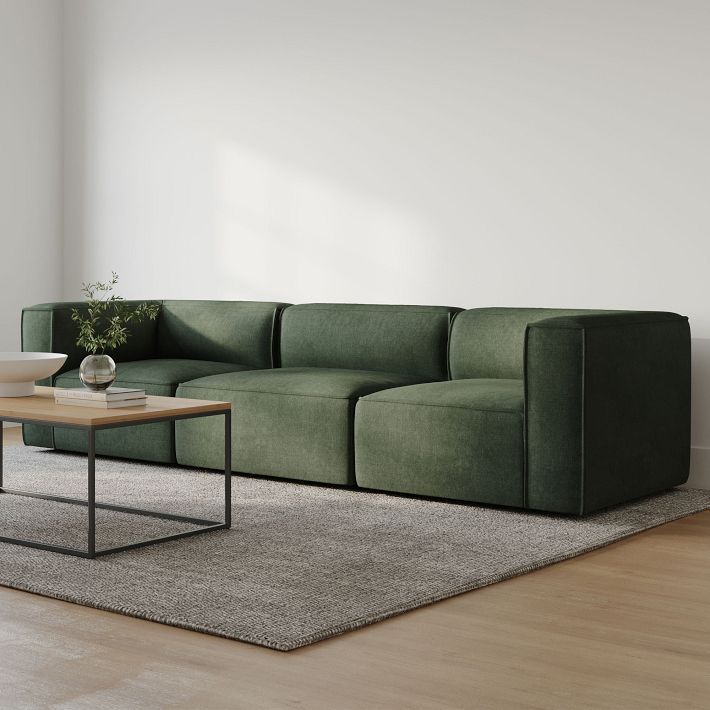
[683,446,710,490]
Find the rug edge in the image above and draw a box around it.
[0,493,707,652]
[281,496,710,650]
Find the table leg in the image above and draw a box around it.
[87,428,96,557]
[0,412,229,558]
[224,410,232,529]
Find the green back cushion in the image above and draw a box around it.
[22,301,160,379]
[280,304,460,380]
[157,300,287,367]
[449,308,612,380]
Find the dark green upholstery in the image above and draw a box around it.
[20,300,691,515]
[21,301,160,448]
[175,368,421,484]
[356,307,690,514]
[53,360,246,462]
[22,301,159,381]
[355,379,524,505]
[57,359,248,397]
[449,307,611,379]
[157,300,286,367]
[525,312,691,514]
[280,304,460,379]
[21,300,287,457]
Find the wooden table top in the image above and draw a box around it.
[0,386,230,428]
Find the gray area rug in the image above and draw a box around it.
[0,447,708,651]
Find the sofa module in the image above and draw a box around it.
[355,308,691,514]
[21,300,288,462]
[175,303,460,484]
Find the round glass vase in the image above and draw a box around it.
[79,354,116,391]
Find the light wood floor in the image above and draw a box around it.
[0,426,708,709]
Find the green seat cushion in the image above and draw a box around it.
[179,367,419,399]
[363,378,524,410]
[175,367,422,484]
[355,379,525,506]
[53,359,249,463]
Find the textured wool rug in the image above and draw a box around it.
[0,447,708,651]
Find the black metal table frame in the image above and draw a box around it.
[0,409,231,558]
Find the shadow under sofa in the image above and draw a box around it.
[21,301,691,515]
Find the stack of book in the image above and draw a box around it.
[55,387,147,408]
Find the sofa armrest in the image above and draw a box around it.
[22,301,161,384]
[524,312,691,514]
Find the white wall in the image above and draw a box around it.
[0,0,63,350]
[61,0,710,486]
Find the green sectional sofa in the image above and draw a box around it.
[21,301,691,514]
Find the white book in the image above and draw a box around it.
[54,387,145,402]
[55,397,148,409]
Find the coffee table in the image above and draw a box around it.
[0,386,231,558]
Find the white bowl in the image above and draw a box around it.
[0,352,68,397]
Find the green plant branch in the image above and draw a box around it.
[72,272,159,355]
